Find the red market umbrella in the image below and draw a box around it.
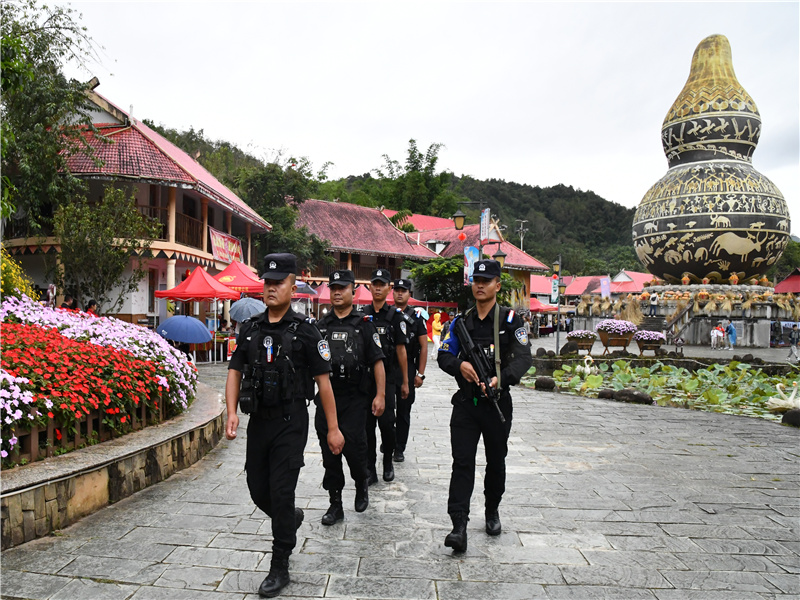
[530,297,558,312]
[155,267,240,301]
[212,261,262,295]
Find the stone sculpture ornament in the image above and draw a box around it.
[632,35,790,284]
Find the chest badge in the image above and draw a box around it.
[318,340,331,361]
[331,331,348,342]
[263,336,274,362]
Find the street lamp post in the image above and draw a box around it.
[553,254,563,352]
[452,200,489,255]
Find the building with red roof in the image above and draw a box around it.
[587,270,660,296]
[295,199,439,283]
[775,268,800,294]
[5,82,270,324]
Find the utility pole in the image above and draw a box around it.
[515,219,529,251]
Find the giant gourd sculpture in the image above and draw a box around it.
[633,35,790,284]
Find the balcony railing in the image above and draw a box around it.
[137,206,168,240]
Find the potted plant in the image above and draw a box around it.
[595,319,637,354]
[633,330,666,356]
[566,330,597,353]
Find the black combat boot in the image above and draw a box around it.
[485,508,501,536]
[382,454,395,482]
[258,549,290,597]
[368,466,379,486]
[393,448,405,462]
[444,511,469,553]
[321,490,344,526]
[295,507,304,530]
[354,479,369,512]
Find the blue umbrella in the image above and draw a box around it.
[157,316,213,344]
[295,281,317,296]
[229,297,267,322]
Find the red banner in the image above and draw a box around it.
[209,227,243,264]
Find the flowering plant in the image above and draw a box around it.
[595,319,637,335]
[1,294,197,465]
[566,330,597,341]
[633,330,666,342]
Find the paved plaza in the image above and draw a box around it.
[1,348,798,599]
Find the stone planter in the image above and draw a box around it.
[598,330,633,355]
[636,340,663,356]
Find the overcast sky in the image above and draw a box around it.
[62,1,798,231]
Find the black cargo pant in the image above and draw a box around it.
[447,390,513,515]
[245,401,308,554]
[367,379,396,468]
[395,367,416,452]
[315,389,369,491]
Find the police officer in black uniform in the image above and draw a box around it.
[225,253,344,598]
[362,268,410,483]
[391,278,428,463]
[437,259,532,553]
[315,269,386,525]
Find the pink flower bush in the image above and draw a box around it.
[596,319,638,335]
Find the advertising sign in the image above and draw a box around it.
[479,208,491,246]
[599,277,611,299]
[209,227,244,264]
[464,246,480,285]
[550,276,559,304]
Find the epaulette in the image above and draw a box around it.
[304,316,316,324]
[506,309,515,323]
[363,314,373,322]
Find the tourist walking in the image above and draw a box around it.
[361,268,410,484]
[437,259,532,553]
[225,253,344,598]
[431,312,443,357]
[649,291,659,316]
[725,321,737,351]
[314,270,385,526]
[789,324,800,363]
[392,278,428,463]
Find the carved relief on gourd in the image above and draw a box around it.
[632,34,789,284]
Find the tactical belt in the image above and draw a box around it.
[253,398,306,421]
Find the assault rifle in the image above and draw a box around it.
[452,317,505,423]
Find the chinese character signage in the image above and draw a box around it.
[209,227,243,264]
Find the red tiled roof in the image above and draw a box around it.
[66,92,270,232]
[587,270,659,295]
[565,275,607,296]
[295,200,439,260]
[382,209,454,231]
[422,224,548,272]
[775,268,800,293]
[530,275,556,295]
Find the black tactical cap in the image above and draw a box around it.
[260,253,297,281]
[393,278,412,290]
[329,270,355,286]
[472,259,502,280]
[370,268,391,283]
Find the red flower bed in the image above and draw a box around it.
[1,322,161,445]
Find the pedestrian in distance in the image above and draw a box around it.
[361,268,411,484]
[788,324,800,363]
[649,291,659,316]
[431,312,444,358]
[391,278,428,463]
[725,321,737,351]
[437,259,532,553]
[315,269,386,526]
[225,253,344,598]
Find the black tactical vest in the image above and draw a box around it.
[317,312,367,380]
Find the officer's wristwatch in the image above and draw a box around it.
[417,372,425,380]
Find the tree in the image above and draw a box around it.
[1,0,97,231]
[0,243,36,299]
[766,239,800,283]
[235,157,333,273]
[408,256,522,311]
[48,187,159,314]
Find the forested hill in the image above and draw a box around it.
[451,176,637,272]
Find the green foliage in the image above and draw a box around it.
[1,0,97,230]
[766,239,800,283]
[407,256,522,311]
[317,139,467,218]
[0,243,36,299]
[543,359,799,423]
[48,187,159,314]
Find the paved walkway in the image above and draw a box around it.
[2,356,798,599]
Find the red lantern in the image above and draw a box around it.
[458,232,466,241]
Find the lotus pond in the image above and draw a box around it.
[524,360,800,423]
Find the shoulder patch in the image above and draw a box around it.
[317,340,331,361]
[400,321,407,335]
[372,333,382,348]
[515,327,528,345]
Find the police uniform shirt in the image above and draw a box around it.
[317,311,385,394]
[229,308,332,391]
[362,304,410,379]
[438,305,532,393]
[402,306,426,371]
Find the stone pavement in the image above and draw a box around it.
[2,357,798,599]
